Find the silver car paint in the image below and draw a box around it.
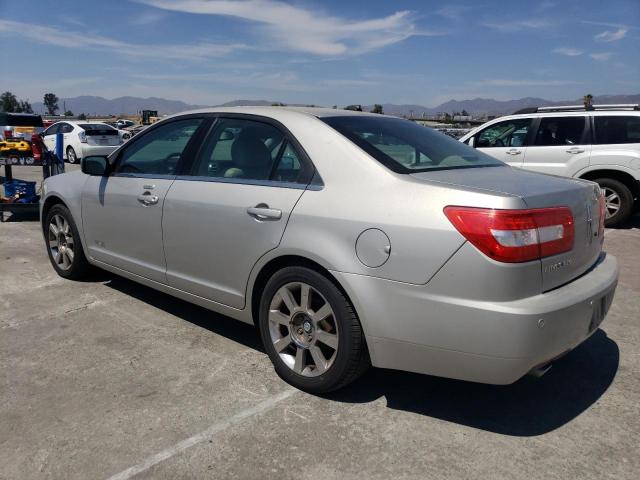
[41,106,619,385]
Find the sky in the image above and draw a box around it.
[0,0,638,107]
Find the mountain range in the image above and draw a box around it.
[31,94,640,117]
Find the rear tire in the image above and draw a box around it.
[258,266,369,393]
[45,204,91,280]
[66,146,78,164]
[595,178,634,227]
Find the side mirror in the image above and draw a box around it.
[81,155,109,176]
[467,136,475,148]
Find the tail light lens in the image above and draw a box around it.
[79,131,87,143]
[444,206,574,263]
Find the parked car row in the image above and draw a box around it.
[40,121,130,164]
[460,104,640,226]
[41,106,618,393]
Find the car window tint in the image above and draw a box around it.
[116,118,202,175]
[323,116,503,173]
[44,124,59,135]
[534,117,585,146]
[191,118,284,180]
[61,124,73,133]
[476,119,531,148]
[272,142,304,183]
[594,116,640,144]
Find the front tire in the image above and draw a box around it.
[258,266,369,393]
[45,204,91,280]
[66,146,78,164]
[595,178,634,227]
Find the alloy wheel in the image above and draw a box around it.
[602,187,621,219]
[67,148,77,164]
[48,214,75,270]
[268,282,339,377]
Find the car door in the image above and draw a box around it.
[471,117,533,167]
[59,123,75,158]
[162,116,314,309]
[521,115,591,176]
[81,116,205,283]
[42,123,60,151]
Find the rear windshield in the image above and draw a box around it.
[322,116,504,173]
[79,123,118,135]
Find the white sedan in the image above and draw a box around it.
[41,121,123,163]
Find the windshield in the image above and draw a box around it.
[322,116,504,173]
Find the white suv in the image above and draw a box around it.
[41,121,123,164]
[460,105,640,226]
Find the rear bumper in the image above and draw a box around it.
[332,252,619,384]
[80,144,120,158]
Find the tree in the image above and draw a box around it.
[1,91,19,112]
[461,109,469,116]
[19,100,33,113]
[78,113,87,120]
[583,93,594,110]
[43,93,59,115]
[64,110,74,117]
[370,104,384,114]
[271,102,286,106]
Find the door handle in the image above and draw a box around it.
[566,147,585,154]
[247,205,282,220]
[505,149,522,155]
[137,192,159,206]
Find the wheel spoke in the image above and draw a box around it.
[65,248,74,263]
[269,310,290,327]
[300,283,311,311]
[309,346,327,373]
[293,347,305,373]
[273,335,291,352]
[311,303,332,324]
[315,329,338,349]
[49,223,59,237]
[55,215,63,232]
[279,286,297,313]
[55,251,64,265]
[49,239,58,249]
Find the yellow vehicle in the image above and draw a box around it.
[0,138,32,157]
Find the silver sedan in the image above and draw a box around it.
[41,107,619,393]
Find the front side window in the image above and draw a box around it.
[44,124,60,136]
[116,118,202,175]
[594,116,640,144]
[60,123,74,134]
[322,116,503,173]
[533,116,586,146]
[476,118,532,148]
[191,118,305,182]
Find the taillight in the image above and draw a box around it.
[79,131,87,143]
[597,192,606,238]
[444,206,574,263]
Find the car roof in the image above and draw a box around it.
[174,105,384,120]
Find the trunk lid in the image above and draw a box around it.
[411,166,603,291]
[80,124,121,147]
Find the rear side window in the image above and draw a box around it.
[476,118,532,148]
[594,116,640,144]
[190,118,307,183]
[533,117,586,146]
[322,115,503,173]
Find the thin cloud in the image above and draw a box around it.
[590,52,613,61]
[595,28,627,42]
[553,47,583,56]
[435,5,472,20]
[0,19,245,61]
[137,0,430,55]
[129,11,167,25]
[482,19,553,32]
[473,79,579,87]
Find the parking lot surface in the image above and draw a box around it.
[1,166,639,479]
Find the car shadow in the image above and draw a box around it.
[103,275,619,437]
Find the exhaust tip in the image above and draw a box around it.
[528,362,552,378]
